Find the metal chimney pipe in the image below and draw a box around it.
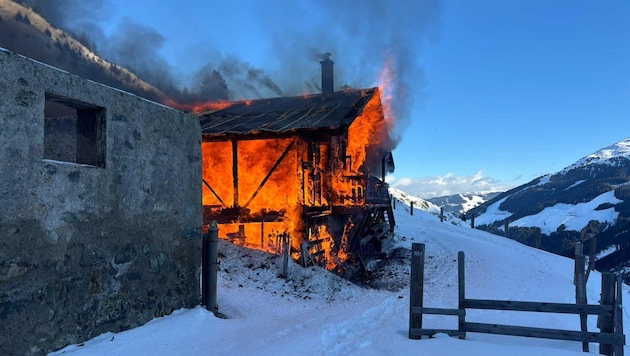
[320,53,334,94]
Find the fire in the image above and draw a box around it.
[168,100,233,113]
[200,71,394,273]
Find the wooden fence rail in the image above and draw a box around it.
[408,243,625,355]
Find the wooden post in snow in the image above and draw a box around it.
[281,232,290,278]
[410,201,414,216]
[599,273,615,355]
[409,243,425,338]
[574,242,589,352]
[458,251,466,340]
[440,208,444,222]
[471,215,475,229]
[504,219,510,238]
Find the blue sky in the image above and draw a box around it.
[101,0,630,198]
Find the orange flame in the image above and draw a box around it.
[167,100,233,113]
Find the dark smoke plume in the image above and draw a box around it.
[3,0,443,146]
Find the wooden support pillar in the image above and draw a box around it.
[232,139,239,207]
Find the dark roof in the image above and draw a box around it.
[199,88,379,137]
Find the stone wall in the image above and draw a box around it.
[0,49,202,355]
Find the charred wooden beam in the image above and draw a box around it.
[243,140,295,209]
[232,139,239,207]
[202,179,226,207]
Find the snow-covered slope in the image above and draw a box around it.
[428,192,501,216]
[469,138,630,264]
[561,139,630,174]
[389,186,441,214]
[0,0,169,103]
[50,200,630,355]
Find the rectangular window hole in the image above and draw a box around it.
[44,93,106,167]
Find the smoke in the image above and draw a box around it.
[5,0,442,132]
[257,0,443,150]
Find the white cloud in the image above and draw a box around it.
[387,171,514,199]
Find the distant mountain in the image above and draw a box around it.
[389,187,440,214]
[428,192,501,217]
[0,0,169,103]
[467,138,630,281]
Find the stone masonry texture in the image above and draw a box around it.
[0,48,202,355]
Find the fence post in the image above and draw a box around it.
[409,243,425,339]
[504,219,510,238]
[281,232,290,278]
[599,273,615,355]
[458,251,466,340]
[574,242,589,352]
[471,215,475,229]
[202,221,219,314]
[393,198,396,210]
[410,201,414,216]
[440,208,444,222]
[614,277,624,356]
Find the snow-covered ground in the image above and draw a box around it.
[50,202,630,355]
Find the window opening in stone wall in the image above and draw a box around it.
[44,94,106,167]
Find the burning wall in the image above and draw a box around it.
[199,88,394,269]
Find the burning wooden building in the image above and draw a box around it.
[198,61,395,274]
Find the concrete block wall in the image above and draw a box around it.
[0,48,202,355]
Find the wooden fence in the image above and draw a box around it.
[408,243,625,355]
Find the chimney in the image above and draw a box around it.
[320,53,334,94]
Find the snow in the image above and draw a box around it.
[511,191,621,234]
[49,201,630,356]
[461,194,486,212]
[562,137,630,173]
[565,180,587,191]
[472,196,510,226]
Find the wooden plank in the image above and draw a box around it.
[409,243,425,337]
[463,322,625,345]
[411,306,464,316]
[409,328,464,339]
[463,298,612,316]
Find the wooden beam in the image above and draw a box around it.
[202,179,226,207]
[463,322,625,345]
[243,140,295,209]
[463,298,612,316]
[232,139,239,207]
[411,307,464,316]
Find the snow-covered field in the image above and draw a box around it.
[50,202,629,355]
